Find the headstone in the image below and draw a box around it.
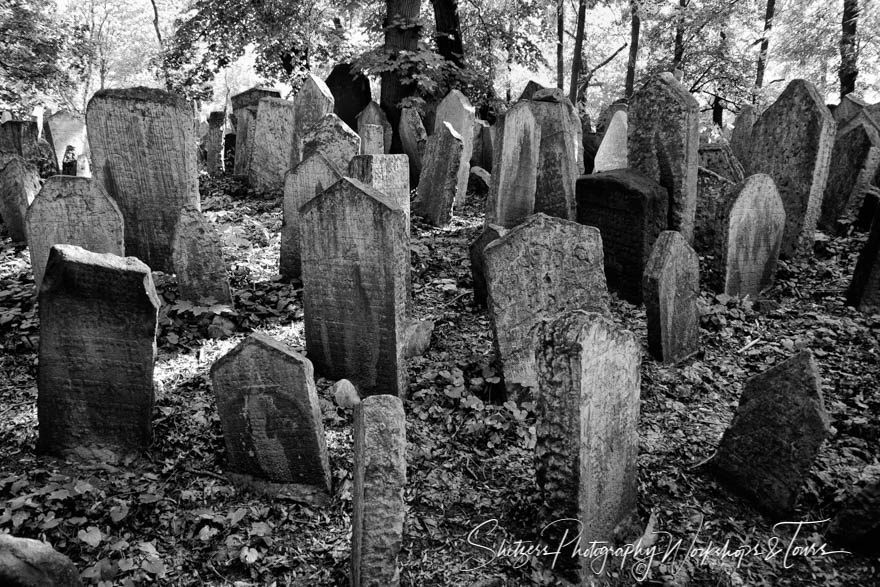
[348,154,410,230]
[26,176,124,292]
[202,111,224,176]
[0,120,38,157]
[399,106,427,186]
[575,169,668,304]
[291,74,335,164]
[333,379,361,409]
[593,110,628,172]
[517,80,546,102]
[210,333,331,505]
[360,123,385,155]
[534,310,640,580]
[468,224,506,308]
[231,87,280,177]
[729,105,756,169]
[643,231,700,363]
[744,79,836,257]
[470,119,492,170]
[834,94,867,126]
[411,122,463,226]
[847,207,880,313]
[301,178,408,396]
[827,464,880,554]
[248,97,298,192]
[0,156,40,242]
[819,121,880,231]
[485,103,540,228]
[300,113,361,174]
[708,351,831,516]
[37,245,159,462]
[171,206,232,304]
[281,153,343,278]
[468,166,490,195]
[628,73,700,241]
[699,142,745,183]
[484,214,609,389]
[693,167,735,255]
[434,90,476,206]
[595,101,628,138]
[325,63,372,131]
[356,101,392,154]
[45,111,88,173]
[351,394,406,587]
[86,87,199,272]
[0,535,82,587]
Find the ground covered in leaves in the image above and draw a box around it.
[1,175,878,586]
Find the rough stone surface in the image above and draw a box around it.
[26,176,124,292]
[348,154,410,230]
[709,351,830,516]
[643,231,700,363]
[827,464,880,554]
[301,178,408,396]
[469,224,506,308]
[46,111,88,173]
[0,534,82,587]
[593,110,628,172]
[0,156,40,242]
[729,105,756,169]
[402,318,434,358]
[248,97,298,193]
[399,106,427,186]
[847,207,880,313]
[300,113,360,174]
[205,111,225,176]
[744,79,836,257]
[484,214,609,389]
[332,379,361,409]
[37,244,159,462]
[434,90,476,206]
[717,174,786,298]
[468,166,491,195]
[699,143,745,183]
[575,169,668,304]
[210,333,331,505]
[819,120,880,231]
[231,87,280,177]
[360,124,385,155]
[485,103,540,228]
[694,167,735,255]
[411,122,463,227]
[834,94,867,126]
[596,101,628,138]
[86,87,199,272]
[628,73,700,241]
[470,119,492,169]
[357,102,392,155]
[351,394,406,587]
[281,153,343,278]
[325,63,372,131]
[171,205,232,304]
[291,74,335,164]
[524,96,580,219]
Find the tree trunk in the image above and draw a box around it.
[839,0,859,99]
[431,0,464,67]
[382,0,422,153]
[625,0,641,98]
[755,0,776,89]
[569,0,587,103]
[712,95,723,127]
[672,0,686,71]
[556,0,564,89]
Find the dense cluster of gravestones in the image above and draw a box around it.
[1,67,880,583]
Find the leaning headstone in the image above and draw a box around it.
[729,105,756,169]
[595,101,628,138]
[210,333,331,505]
[628,73,700,241]
[834,94,867,126]
[819,120,880,231]
[26,176,124,292]
[708,351,831,516]
[827,464,880,554]
[575,169,668,304]
[411,122,463,226]
[292,74,335,164]
[485,103,540,228]
[0,535,82,587]
[534,310,640,579]
[281,153,343,278]
[37,245,159,462]
[517,80,546,102]
[484,214,609,389]
[693,167,735,255]
[360,123,385,155]
[357,101,392,154]
[351,394,406,587]
[301,178,408,396]
[231,87,280,177]
[300,113,360,174]
[399,106,427,186]
[205,111,225,176]
[248,97,298,192]
[45,111,88,173]
[468,224,507,307]
[699,143,745,183]
[592,110,628,172]
[86,87,199,272]
[434,90,476,206]
[0,156,40,242]
[171,206,232,304]
[643,231,700,363]
[847,208,880,313]
[745,79,836,257]
[325,63,372,131]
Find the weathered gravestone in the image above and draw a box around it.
[434,90,476,206]
[485,102,540,228]
[360,124,385,155]
[534,310,640,578]
[210,333,331,505]
[26,176,124,292]
[716,174,785,298]
[292,74,335,164]
[301,178,408,396]
[699,142,745,183]
[818,120,880,231]
[45,111,88,175]
[593,110,628,172]
[0,534,82,587]
[643,231,700,363]
[351,394,406,587]
[517,80,546,102]
[171,206,232,304]
[709,350,830,516]
[300,113,360,174]
[827,464,880,554]
[205,111,225,176]
[484,214,609,389]
[468,224,507,308]
[281,153,343,278]
[575,169,668,304]
[86,87,199,272]
[856,187,880,231]
[37,245,159,462]
[248,97,298,192]
[348,154,410,229]
[595,101,628,138]
[729,105,756,169]
[745,79,836,257]
[693,167,735,255]
[834,94,867,126]
[1,120,57,178]
[231,87,280,177]
[411,122,463,226]
[847,207,880,313]
[0,156,40,242]
[325,63,372,131]
[399,106,427,186]
[357,101,392,155]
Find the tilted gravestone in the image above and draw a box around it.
[205,111,225,176]
[301,178,408,396]
[643,231,700,364]
[171,206,232,304]
[45,111,88,174]
[593,110,628,173]
[0,156,41,242]
[411,122,463,226]
[709,350,830,516]
[0,120,56,177]
[210,333,331,505]
[628,73,700,241]
[248,97,298,193]
[434,90,476,206]
[399,106,427,187]
[351,394,406,587]
[281,153,343,279]
[693,167,735,255]
[729,105,756,169]
[744,79,836,257]
[26,176,124,292]
[716,174,785,298]
[360,123,385,155]
[575,169,668,304]
[291,74,335,164]
[300,113,360,175]
[484,214,609,389]
[534,310,640,579]
[485,102,540,228]
[834,94,867,126]
[698,142,745,183]
[230,87,280,177]
[356,101,392,155]
[325,63,372,131]
[847,207,880,313]
[37,245,159,462]
[469,224,506,308]
[86,87,199,272]
[819,120,880,231]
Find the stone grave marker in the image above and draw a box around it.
[45,111,88,174]
[210,333,331,505]
[729,105,756,169]
[205,111,225,176]
[834,94,867,126]
[37,245,159,462]
[595,101,628,138]
[693,167,735,255]
[468,224,507,308]
[0,156,41,242]
[517,80,546,102]
[699,142,745,183]
[357,101,392,154]
[348,154,410,229]
[231,87,280,177]
[248,97,298,192]
[300,113,360,174]
[171,206,232,304]
[434,90,476,206]
[847,207,880,313]
[360,123,385,155]
[485,102,540,228]
[292,74,335,164]
[399,106,427,186]
[411,122,463,226]
[819,120,880,231]
[593,110,628,172]
[325,63,372,131]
